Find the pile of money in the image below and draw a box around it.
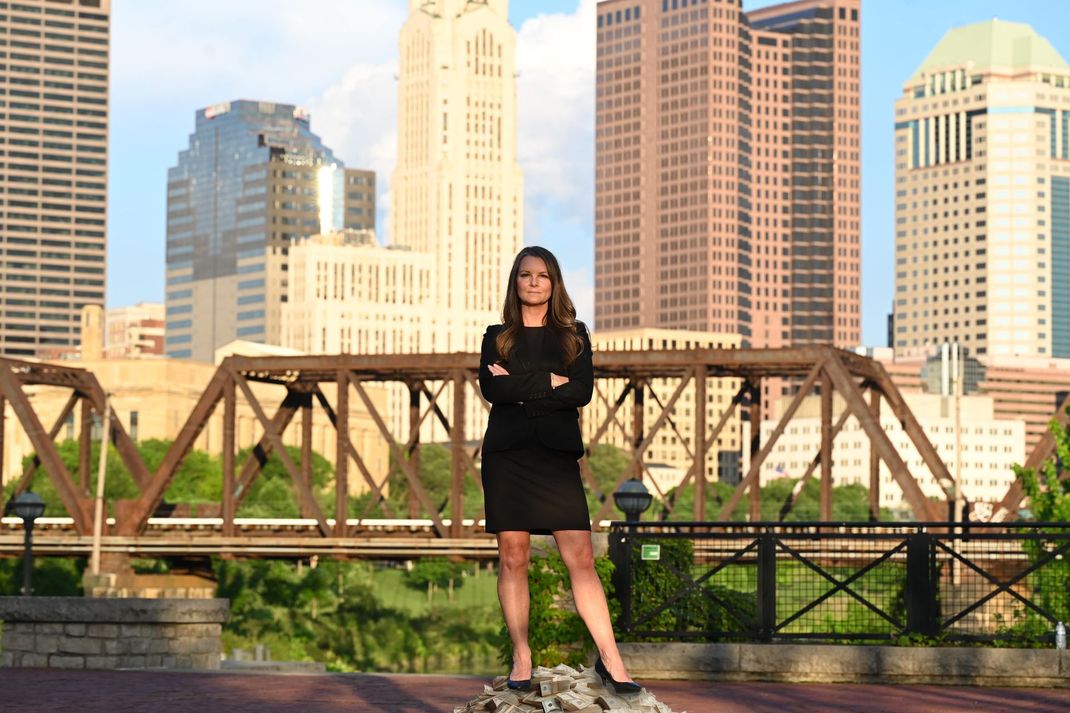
[453,663,684,713]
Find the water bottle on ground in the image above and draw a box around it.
[1057,622,1067,650]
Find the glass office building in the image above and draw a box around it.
[165,100,374,361]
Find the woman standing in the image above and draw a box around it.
[479,246,640,695]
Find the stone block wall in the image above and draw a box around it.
[0,597,228,670]
[620,642,1070,687]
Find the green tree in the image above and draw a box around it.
[236,445,335,518]
[353,444,484,520]
[3,439,336,520]
[661,476,894,522]
[0,557,84,596]
[138,438,222,506]
[215,558,499,673]
[402,558,466,605]
[2,440,139,517]
[1012,416,1070,628]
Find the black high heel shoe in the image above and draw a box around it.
[595,657,642,695]
[506,660,532,691]
[506,676,531,691]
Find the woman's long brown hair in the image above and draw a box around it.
[495,246,584,367]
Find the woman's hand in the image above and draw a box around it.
[551,373,569,389]
[488,363,510,377]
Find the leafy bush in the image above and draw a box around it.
[495,552,617,670]
[625,536,754,641]
[1013,415,1070,630]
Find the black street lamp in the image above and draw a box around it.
[12,492,46,596]
[613,478,652,523]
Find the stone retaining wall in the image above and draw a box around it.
[0,597,228,670]
[620,642,1070,687]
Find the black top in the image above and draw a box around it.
[478,322,594,457]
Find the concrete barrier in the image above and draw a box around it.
[620,642,1070,687]
[0,596,228,670]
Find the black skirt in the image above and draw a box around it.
[481,444,591,535]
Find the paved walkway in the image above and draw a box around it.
[1,670,1069,712]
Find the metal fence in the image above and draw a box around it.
[608,522,1070,646]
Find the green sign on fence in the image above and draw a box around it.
[640,544,661,561]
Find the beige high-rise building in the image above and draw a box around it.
[587,328,743,492]
[392,0,523,353]
[281,230,435,355]
[594,0,861,348]
[753,392,1024,516]
[893,20,1070,357]
[0,0,110,358]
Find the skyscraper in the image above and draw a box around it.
[164,100,374,362]
[392,0,523,352]
[594,0,861,348]
[893,20,1070,358]
[0,0,110,358]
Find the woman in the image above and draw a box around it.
[479,246,640,695]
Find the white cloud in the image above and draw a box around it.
[111,0,406,103]
[299,0,597,250]
[303,62,399,239]
[515,0,596,237]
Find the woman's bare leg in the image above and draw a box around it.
[553,529,633,683]
[496,531,532,679]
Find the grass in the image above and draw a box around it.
[372,564,500,615]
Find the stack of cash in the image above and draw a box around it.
[453,663,683,713]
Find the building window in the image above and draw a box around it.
[130,411,139,442]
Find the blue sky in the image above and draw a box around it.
[106,0,1070,346]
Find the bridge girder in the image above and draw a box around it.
[1,346,1038,547]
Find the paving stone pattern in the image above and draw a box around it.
[3,670,1070,713]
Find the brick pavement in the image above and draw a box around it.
[1,670,1069,713]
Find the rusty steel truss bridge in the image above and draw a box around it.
[0,347,1060,560]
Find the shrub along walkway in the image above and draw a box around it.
[1,669,1069,712]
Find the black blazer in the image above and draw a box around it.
[479,322,594,457]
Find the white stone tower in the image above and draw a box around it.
[392,0,524,351]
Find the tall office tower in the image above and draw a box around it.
[0,0,110,357]
[392,0,523,352]
[594,0,860,348]
[165,100,375,362]
[893,20,1070,358]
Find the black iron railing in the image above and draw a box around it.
[608,522,1070,646]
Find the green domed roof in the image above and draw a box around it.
[910,19,1068,82]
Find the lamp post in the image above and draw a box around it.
[13,492,46,596]
[610,478,653,635]
[613,478,652,523]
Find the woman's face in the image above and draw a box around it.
[516,255,552,308]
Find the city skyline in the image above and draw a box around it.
[104,0,1070,347]
[594,0,860,348]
